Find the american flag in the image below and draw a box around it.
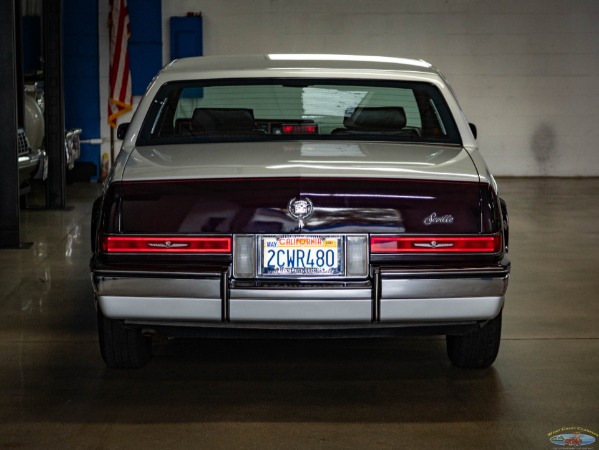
[108,0,132,128]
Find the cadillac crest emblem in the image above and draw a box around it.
[288,197,314,229]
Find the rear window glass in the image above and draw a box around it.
[137,79,461,145]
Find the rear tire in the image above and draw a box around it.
[97,308,153,368]
[446,311,502,369]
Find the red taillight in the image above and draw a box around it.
[101,236,232,254]
[281,124,318,134]
[370,235,502,253]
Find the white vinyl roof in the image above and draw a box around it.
[162,54,438,76]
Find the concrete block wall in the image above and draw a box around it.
[100,0,599,176]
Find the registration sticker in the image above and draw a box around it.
[260,235,344,276]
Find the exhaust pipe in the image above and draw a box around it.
[141,328,157,338]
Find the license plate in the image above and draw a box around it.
[260,235,344,276]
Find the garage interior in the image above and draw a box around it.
[1,1,598,448]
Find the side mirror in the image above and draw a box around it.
[468,123,478,139]
[116,122,130,140]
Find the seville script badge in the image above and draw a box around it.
[288,197,314,229]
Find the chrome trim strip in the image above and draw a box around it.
[380,296,504,321]
[229,288,371,322]
[230,288,371,300]
[95,276,222,321]
[381,277,508,299]
[95,276,221,298]
[99,296,222,321]
[379,270,507,321]
[379,265,510,278]
[93,269,224,278]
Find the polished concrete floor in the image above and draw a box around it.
[1,178,598,449]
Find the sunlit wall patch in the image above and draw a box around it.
[548,427,597,447]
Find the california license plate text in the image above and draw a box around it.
[261,236,342,275]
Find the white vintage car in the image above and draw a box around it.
[19,82,82,197]
[91,54,510,369]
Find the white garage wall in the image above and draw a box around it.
[100,0,599,176]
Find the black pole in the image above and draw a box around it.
[43,0,66,209]
[0,0,21,248]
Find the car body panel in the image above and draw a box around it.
[103,177,492,235]
[122,141,478,183]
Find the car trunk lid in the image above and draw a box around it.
[102,141,497,235]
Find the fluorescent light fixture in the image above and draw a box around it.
[268,54,431,68]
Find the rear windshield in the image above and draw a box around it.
[137,79,461,146]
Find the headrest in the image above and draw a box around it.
[192,108,256,131]
[344,107,407,131]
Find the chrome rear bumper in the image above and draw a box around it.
[93,261,509,326]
